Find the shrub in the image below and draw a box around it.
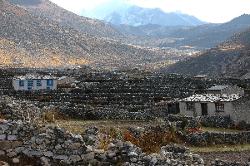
[123,129,183,154]
[98,135,112,151]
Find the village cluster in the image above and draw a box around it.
[10,68,250,124]
[0,67,250,165]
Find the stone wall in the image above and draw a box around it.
[186,131,250,146]
[0,120,208,165]
[168,115,250,130]
[200,116,235,128]
[1,120,249,165]
[232,96,250,124]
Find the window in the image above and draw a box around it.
[19,80,24,87]
[186,102,195,111]
[27,80,33,87]
[47,79,53,86]
[37,80,42,87]
[215,102,224,112]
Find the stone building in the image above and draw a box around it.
[12,74,57,91]
[179,94,241,116]
[179,85,250,123]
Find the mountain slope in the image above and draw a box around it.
[104,6,205,26]
[160,14,250,48]
[112,14,250,49]
[0,0,179,69]
[8,0,123,39]
[164,28,250,77]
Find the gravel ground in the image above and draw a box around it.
[199,151,250,165]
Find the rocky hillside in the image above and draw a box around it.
[8,0,123,39]
[164,28,250,78]
[0,0,182,69]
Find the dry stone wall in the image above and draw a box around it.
[0,119,249,165]
[0,120,208,165]
[186,131,250,146]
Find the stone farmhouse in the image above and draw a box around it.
[179,85,250,123]
[12,74,57,91]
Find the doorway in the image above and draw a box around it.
[201,103,208,116]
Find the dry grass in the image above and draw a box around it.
[42,109,67,123]
[55,119,153,134]
[123,129,183,154]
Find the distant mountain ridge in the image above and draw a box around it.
[160,14,250,48]
[111,14,250,49]
[164,28,250,78]
[103,6,205,26]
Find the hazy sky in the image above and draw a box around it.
[50,0,250,23]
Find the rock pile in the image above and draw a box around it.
[0,120,207,165]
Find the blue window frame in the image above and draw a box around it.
[37,80,42,87]
[27,80,33,87]
[47,79,53,86]
[19,80,24,87]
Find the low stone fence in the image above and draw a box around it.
[185,131,250,146]
[200,116,235,128]
[166,115,200,129]
[166,115,250,130]
[0,120,206,165]
[6,120,248,165]
[0,95,157,121]
[1,120,250,165]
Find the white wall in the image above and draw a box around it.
[179,101,233,117]
[12,79,57,91]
